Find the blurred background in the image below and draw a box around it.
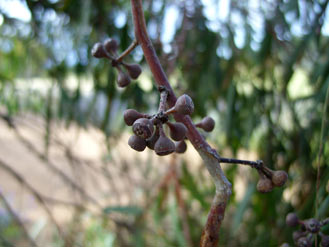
[0,0,329,246]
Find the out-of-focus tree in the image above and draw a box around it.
[0,0,328,246]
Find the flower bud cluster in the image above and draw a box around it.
[255,162,288,193]
[124,93,216,156]
[92,39,142,88]
[284,213,329,247]
[124,94,197,155]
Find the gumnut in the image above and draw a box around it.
[123,109,145,126]
[154,128,175,156]
[175,94,194,115]
[304,218,320,233]
[296,237,312,247]
[175,140,187,154]
[146,127,160,150]
[128,135,146,152]
[196,116,215,132]
[123,63,142,80]
[293,231,307,243]
[104,38,118,54]
[117,69,131,87]
[257,173,274,193]
[91,43,108,58]
[132,118,154,139]
[166,94,194,115]
[286,213,299,227]
[272,170,288,187]
[166,122,187,141]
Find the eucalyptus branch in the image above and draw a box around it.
[130,1,231,246]
[90,0,288,245]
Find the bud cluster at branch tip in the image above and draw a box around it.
[123,90,200,156]
[92,39,141,88]
[283,212,329,247]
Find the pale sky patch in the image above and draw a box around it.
[1,0,329,39]
[0,0,31,22]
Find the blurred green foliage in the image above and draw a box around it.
[0,0,329,246]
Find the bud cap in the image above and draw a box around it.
[175,140,187,153]
[117,70,131,87]
[167,122,187,141]
[104,38,118,54]
[124,63,142,79]
[257,178,273,193]
[123,109,144,126]
[132,118,154,139]
[198,116,215,132]
[272,170,288,187]
[128,135,146,152]
[174,94,194,115]
[91,43,107,58]
[154,134,175,156]
[286,213,299,227]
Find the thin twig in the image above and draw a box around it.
[0,190,39,247]
[219,157,262,169]
[0,158,65,239]
[115,39,138,63]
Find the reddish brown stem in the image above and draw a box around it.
[200,200,227,246]
[130,1,232,246]
[115,39,138,63]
